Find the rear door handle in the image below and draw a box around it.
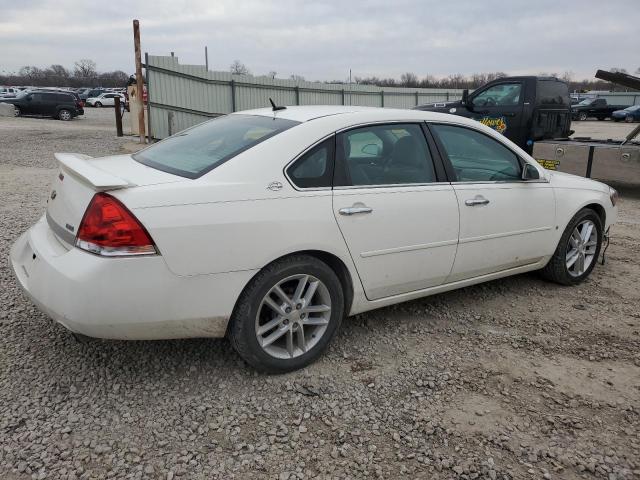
[465,196,490,206]
[339,206,373,216]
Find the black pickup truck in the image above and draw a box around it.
[571,98,629,121]
[414,76,572,153]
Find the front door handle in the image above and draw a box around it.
[339,206,373,216]
[465,196,490,206]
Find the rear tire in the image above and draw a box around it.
[58,109,72,121]
[539,208,602,286]
[229,255,344,373]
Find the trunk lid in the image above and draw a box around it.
[46,153,184,247]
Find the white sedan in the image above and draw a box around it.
[85,92,125,107]
[10,106,617,372]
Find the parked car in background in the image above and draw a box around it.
[86,92,126,107]
[0,86,19,98]
[33,88,84,108]
[571,98,628,121]
[611,104,640,123]
[9,106,617,372]
[0,90,83,120]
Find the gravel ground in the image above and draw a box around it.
[1,111,639,480]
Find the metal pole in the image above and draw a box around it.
[133,19,146,144]
[167,111,175,137]
[295,86,300,105]
[205,46,209,70]
[145,52,152,142]
[230,80,236,112]
[114,96,123,137]
[381,90,384,107]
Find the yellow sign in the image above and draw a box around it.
[536,159,560,170]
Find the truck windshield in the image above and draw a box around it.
[133,114,300,179]
[577,99,594,106]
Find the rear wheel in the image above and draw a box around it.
[540,208,602,285]
[229,255,344,373]
[58,109,72,121]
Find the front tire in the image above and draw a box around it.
[578,112,588,121]
[13,106,21,117]
[625,115,634,123]
[540,208,602,285]
[95,102,102,108]
[229,255,344,373]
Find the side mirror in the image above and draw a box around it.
[461,89,469,105]
[522,163,540,180]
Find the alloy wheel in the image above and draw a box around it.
[255,274,332,359]
[565,219,598,277]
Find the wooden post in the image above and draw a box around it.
[133,19,146,144]
[114,96,123,137]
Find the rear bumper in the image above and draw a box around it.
[9,216,256,340]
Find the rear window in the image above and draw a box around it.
[133,114,300,179]
[536,80,569,106]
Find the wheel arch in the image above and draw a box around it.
[228,249,356,336]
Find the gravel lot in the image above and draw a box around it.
[1,110,639,480]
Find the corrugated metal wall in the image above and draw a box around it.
[593,92,640,106]
[146,55,465,139]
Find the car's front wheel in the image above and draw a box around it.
[578,112,588,121]
[229,255,344,373]
[13,106,21,117]
[625,115,634,123]
[540,208,602,285]
[95,102,102,108]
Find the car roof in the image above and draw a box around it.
[234,105,478,126]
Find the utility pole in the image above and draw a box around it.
[205,46,209,70]
[133,19,146,144]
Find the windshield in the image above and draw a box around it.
[133,114,300,179]
[624,105,640,111]
[577,99,594,106]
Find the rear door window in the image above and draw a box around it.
[134,114,300,179]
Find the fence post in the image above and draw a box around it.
[167,111,175,137]
[415,91,419,106]
[446,92,449,101]
[230,80,236,112]
[114,97,123,137]
[341,89,345,105]
[295,86,300,105]
[145,52,152,142]
[381,90,384,107]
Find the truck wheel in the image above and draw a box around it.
[578,112,588,121]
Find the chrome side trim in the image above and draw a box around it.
[459,225,552,244]
[451,179,550,185]
[46,211,76,246]
[361,239,458,258]
[333,182,450,191]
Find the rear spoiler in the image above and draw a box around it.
[54,153,131,190]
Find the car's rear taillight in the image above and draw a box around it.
[76,193,157,256]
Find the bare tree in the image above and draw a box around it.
[268,71,277,79]
[74,59,97,79]
[230,60,250,75]
[400,72,418,87]
[290,74,305,82]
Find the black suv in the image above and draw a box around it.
[0,90,84,120]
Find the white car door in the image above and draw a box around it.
[332,123,459,300]
[429,123,555,282]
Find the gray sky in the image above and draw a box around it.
[1,0,638,81]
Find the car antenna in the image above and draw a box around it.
[269,98,287,112]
